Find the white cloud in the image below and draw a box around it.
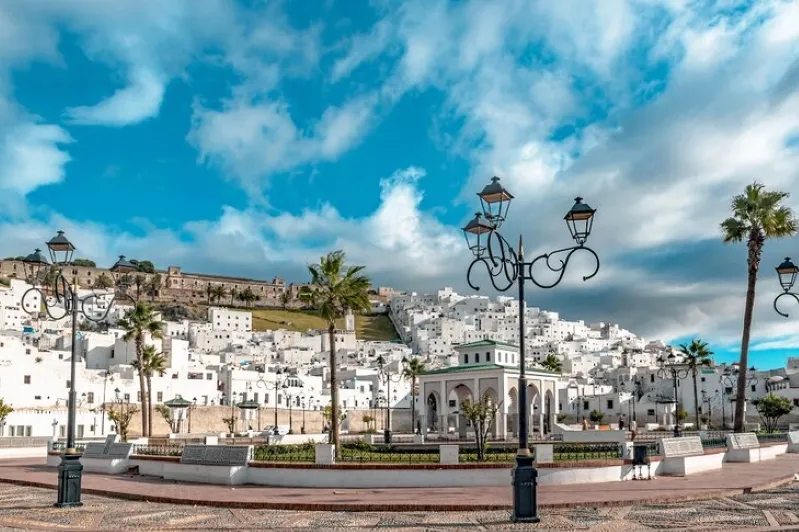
[64,67,166,126]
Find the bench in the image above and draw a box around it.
[164,445,252,485]
[79,439,132,474]
[658,436,722,476]
[725,432,763,463]
[788,431,799,453]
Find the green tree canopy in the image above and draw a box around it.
[753,393,793,433]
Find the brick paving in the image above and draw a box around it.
[3,482,799,530]
[2,455,799,511]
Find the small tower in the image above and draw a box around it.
[345,309,355,332]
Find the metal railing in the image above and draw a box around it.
[757,432,789,444]
[338,443,440,464]
[458,446,519,463]
[700,436,727,449]
[553,443,623,461]
[252,444,315,462]
[50,441,87,452]
[131,443,184,457]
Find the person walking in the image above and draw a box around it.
[618,416,625,431]
[581,416,588,431]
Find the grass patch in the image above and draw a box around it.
[251,308,399,342]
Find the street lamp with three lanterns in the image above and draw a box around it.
[376,354,408,445]
[462,176,599,523]
[656,354,691,438]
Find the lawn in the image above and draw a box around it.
[251,308,399,342]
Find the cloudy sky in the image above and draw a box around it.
[2,0,799,368]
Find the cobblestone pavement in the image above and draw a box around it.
[4,483,799,531]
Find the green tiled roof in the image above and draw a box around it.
[422,364,559,376]
[454,339,519,351]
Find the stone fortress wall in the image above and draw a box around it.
[0,259,310,308]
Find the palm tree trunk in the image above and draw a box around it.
[135,336,149,436]
[328,324,340,459]
[735,234,762,432]
[692,367,700,429]
[147,375,153,436]
[411,376,417,434]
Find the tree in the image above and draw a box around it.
[132,345,168,437]
[147,273,162,302]
[678,338,714,430]
[212,285,227,304]
[721,183,797,432]
[72,258,96,267]
[155,404,178,433]
[93,273,114,290]
[299,251,371,459]
[134,260,155,273]
[460,393,500,461]
[206,285,213,305]
[0,399,13,429]
[541,353,562,373]
[107,404,139,442]
[280,291,291,309]
[753,394,793,433]
[230,287,238,306]
[402,357,426,433]
[361,414,376,433]
[589,409,604,424]
[222,416,237,434]
[117,302,164,436]
[133,274,147,301]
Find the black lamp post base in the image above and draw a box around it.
[383,429,393,445]
[55,452,83,508]
[511,454,539,523]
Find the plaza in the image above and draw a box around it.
[2,464,799,530]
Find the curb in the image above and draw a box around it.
[0,474,796,512]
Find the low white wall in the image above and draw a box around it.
[539,464,631,485]
[162,462,248,485]
[560,431,626,443]
[0,446,49,459]
[130,457,168,477]
[247,466,510,488]
[725,449,760,463]
[82,457,130,474]
[270,434,327,445]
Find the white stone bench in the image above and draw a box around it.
[81,440,133,474]
[788,431,799,453]
[166,445,252,485]
[658,436,722,476]
[725,433,762,463]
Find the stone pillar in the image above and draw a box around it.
[497,412,507,440]
[538,388,545,437]
[439,380,448,436]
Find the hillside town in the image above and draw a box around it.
[0,260,795,440]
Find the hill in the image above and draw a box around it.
[251,308,400,342]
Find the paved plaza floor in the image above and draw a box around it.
[2,481,799,530]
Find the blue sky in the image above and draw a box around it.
[2,0,799,369]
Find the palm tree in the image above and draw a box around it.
[206,284,213,304]
[148,273,162,302]
[299,251,371,458]
[678,339,714,429]
[133,274,147,301]
[721,183,797,432]
[541,353,562,373]
[402,357,426,433]
[117,302,165,436]
[93,273,114,290]
[230,287,238,306]
[0,398,13,433]
[132,345,168,436]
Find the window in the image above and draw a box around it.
[751,385,756,392]
[647,409,655,416]
[486,352,491,362]
[278,395,282,405]
[23,375,30,384]
[464,354,469,364]
[583,400,589,410]
[123,393,130,402]
[650,374,655,383]
[157,392,163,402]
[607,400,614,409]
[475,353,480,363]
[66,380,70,388]
[701,377,706,382]
[137,392,141,402]
[794,399,799,407]
[206,373,213,380]
[110,349,115,359]
[25,349,30,355]
[87,392,94,404]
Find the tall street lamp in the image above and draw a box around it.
[256,368,289,434]
[722,365,758,428]
[376,355,408,444]
[21,232,131,508]
[283,384,304,434]
[462,177,599,523]
[774,257,799,317]
[656,354,691,437]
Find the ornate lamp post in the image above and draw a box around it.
[774,257,799,317]
[283,383,304,434]
[722,365,757,428]
[376,355,408,444]
[462,177,599,523]
[256,368,290,434]
[20,231,131,508]
[656,354,691,437]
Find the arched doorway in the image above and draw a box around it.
[426,393,439,432]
